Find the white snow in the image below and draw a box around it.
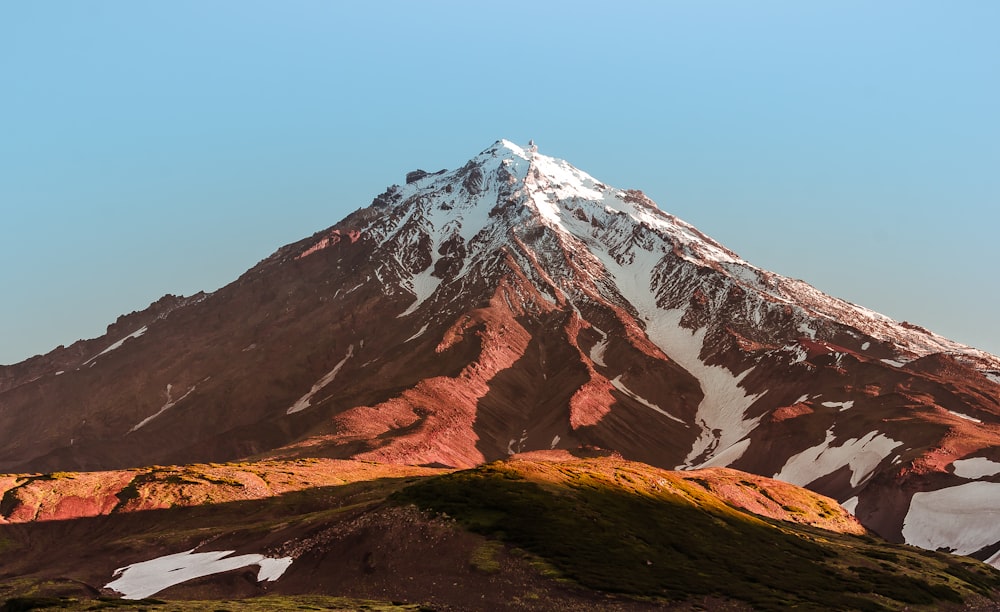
[506,429,529,455]
[255,556,294,581]
[550,434,561,449]
[105,549,293,599]
[986,372,1000,385]
[645,310,764,467]
[774,427,903,488]
[610,375,686,425]
[129,384,196,433]
[498,139,744,270]
[287,345,355,414]
[404,324,429,343]
[696,438,752,468]
[795,394,810,404]
[880,358,906,368]
[989,550,1000,568]
[821,400,855,411]
[786,344,809,365]
[397,266,442,318]
[589,327,608,367]
[83,326,148,365]
[586,234,762,467]
[861,342,871,351]
[902,482,1000,567]
[948,410,982,424]
[952,457,1000,479]
[797,322,817,340]
[840,496,859,515]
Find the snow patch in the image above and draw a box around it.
[774,428,903,488]
[655,310,763,467]
[287,345,355,414]
[784,344,808,365]
[840,496,859,515]
[697,438,752,468]
[344,282,365,295]
[105,549,293,599]
[821,400,855,411]
[397,267,442,318]
[610,376,685,425]
[405,324,429,343]
[589,327,608,367]
[880,358,906,368]
[952,457,1000,479]
[861,342,871,351]
[550,434,561,449]
[902,482,1000,567]
[256,556,294,581]
[989,549,1000,568]
[129,384,196,433]
[948,410,982,424]
[590,238,762,467]
[507,430,528,455]
[83,326,148,365]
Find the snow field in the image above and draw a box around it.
[902,482,1000,567]
[952,457,1000,479]
[105,549,293,599]
[774,427,902,488]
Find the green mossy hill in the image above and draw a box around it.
[392,456,1000,611]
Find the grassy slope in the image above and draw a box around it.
[393,456,1000,611]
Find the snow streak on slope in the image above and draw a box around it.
[82,326,148,366]
[129,384,196,433]
[587,236,762,467]
[610,375,686,425]
[287,345,355,414]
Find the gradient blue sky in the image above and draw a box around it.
[2,2,998,364]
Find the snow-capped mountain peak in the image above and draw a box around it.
[3,140,999,570]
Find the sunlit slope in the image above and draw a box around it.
[395,454,1000,611]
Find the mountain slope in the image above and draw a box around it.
[2,140,999,568]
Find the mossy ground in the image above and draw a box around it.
[392,460,1000,611]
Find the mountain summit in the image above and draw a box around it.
[2,140,999,567]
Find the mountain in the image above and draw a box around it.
[4,453,999,611]
[2,140,999,570]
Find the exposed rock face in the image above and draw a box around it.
[2,140,999,566]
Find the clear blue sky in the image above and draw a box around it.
[2,1,998,364]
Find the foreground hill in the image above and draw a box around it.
[2,453,999,611]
